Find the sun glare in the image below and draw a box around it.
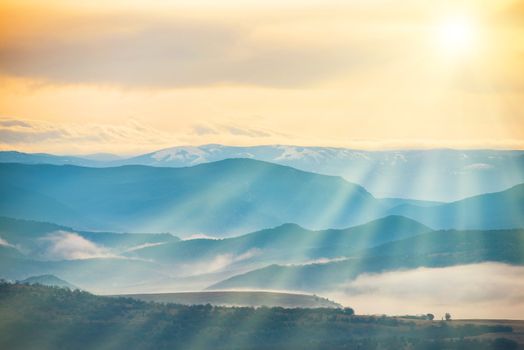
[435,15,477,57]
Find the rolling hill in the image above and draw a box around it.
[3,283,518,350]
[127,216,432,265]
[2,160,523,236]
[0,159,380,236]
[0,151,104,167]
[0,216,179,255]
[19,274,78,289]
[0,216,431,293]
[3,147,523,201]
[387,183,524,230]
[116,291,341,308]
[209,228,524,292]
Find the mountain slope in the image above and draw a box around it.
[0,216,179,256]
[120,147,524,201]
[20,274,78,289]
[0,160,380,236]
[387,184,524,230]
[118,291,341,308]
[0,151,103,167]
[128,216,432,265]
[209,228,524,292]
[3,147,524,201]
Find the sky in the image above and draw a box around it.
[0,0,523,155]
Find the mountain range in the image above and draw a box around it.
[2,146,524,201]
[0,215,431,292]
[126,215,431,266]
[2,214,524,294]
[1,159,522,236]
[0,160,380,235]
[209,228,524,292]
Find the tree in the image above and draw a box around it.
[445,313,451,321]
[426,313,434,321]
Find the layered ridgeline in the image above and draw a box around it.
[0,217,180,291]
[0,160,380,235]
[2,215,524,295]
[1,160,523,236]
[389,183,524,230]
[209,229,524,292]
[2,283,520,350]
[0,216,431,292]
[125,216,431,266]
[2,147,524,201]
[0,217,179,255]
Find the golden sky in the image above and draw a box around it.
[0,0,523,154]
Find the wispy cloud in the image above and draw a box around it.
[0,236,15,248]
[38,231,115,260]
[177,249,262,276]
[0,14,367,88]
[0,117,177,153]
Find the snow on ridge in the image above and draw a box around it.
[151,146,210,164]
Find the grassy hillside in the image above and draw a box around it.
[210,229,524,291]
[116,291,341,308]
[0,283,519,350]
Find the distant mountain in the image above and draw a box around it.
[0,216,430,293]
[209,229,524,292]
[0,151,104,167]
[20,274,78,289]
[118,291,341,308]
[1,160,522,235]
[0,217,179,256]
[124,146,524,201]
[2,147,524,201]
[0,160,381,236]
[0,254,172,294]
[80,153,123,162]
[387,183,524,230]
[128,216,431,266]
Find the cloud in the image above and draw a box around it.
[190,123,283,139]
[326,263,524,319]
[0,120,31,128]
[0,236,14,248]
[124,242,169,253]
[192,125,219,136]
[0,117,176,151]
[184,233,219,240]
[0,13,371,88]
[177,248,262,276]
[38,231,115,260]
[225,126,271,137]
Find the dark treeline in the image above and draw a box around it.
[0,283,518,350]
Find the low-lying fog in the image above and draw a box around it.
[325,263,524,320]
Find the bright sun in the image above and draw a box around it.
[435,16,477,57]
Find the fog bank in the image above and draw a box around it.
[326,263,524,319]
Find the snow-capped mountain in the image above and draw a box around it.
[116,146,524,201]
[2,145,524,201]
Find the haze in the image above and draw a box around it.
[1,0,523,154]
